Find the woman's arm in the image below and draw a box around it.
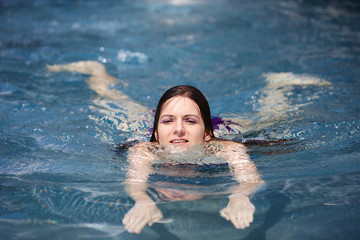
[215,140,264,229]
[122,142,163,234]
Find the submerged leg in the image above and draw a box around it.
[257,72,331,121]
[47,61,130,100]
[47,60,106,75]
[218,72,332,136]
[47,61,150,134]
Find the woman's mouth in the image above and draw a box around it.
[170,139,188,145]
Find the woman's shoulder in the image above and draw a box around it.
[127,142,160,164]
[206,139,248,160]
[131,141,151,148]
[129,141,162,154]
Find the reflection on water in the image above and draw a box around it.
[3,173,359,239]
[0,175,262,239]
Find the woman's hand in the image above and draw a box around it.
[122,200,163,234]
[219,195,255,229]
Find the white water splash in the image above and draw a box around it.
[117,49,149,64]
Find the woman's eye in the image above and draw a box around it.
[160,119,173,124]
[185,119,197,124]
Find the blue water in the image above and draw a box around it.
[1,0,360,239]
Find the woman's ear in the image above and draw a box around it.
[204,131,211,141]
[155,130,158,141]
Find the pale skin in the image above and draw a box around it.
[122,96,264,234]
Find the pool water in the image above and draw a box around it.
[1,0,360,239]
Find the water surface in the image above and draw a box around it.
[1,0,360,239]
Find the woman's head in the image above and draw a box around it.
[150,85,214,149]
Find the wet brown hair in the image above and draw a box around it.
[150,85,214,142]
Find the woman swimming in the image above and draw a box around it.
[47,60,331,234]
[122,85,264,234]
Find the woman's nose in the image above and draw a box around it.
[174,120,185,136]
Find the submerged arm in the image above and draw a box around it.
[123,142,163,234]
[215,140,264,229]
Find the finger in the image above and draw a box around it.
[231,215,246,229]
[245,213,253,225]
[148,218,158,226]
[240,217,251,229]
[125,215,142,233]
[239,221,246,229]
[123,212,137,226]
[236,219,246,229]
[242,218,251,228]
[122,213,132,225]
[240,211,253,226]
[133,219,148,234]
[232,218,242,229]
[148,211,164,226]
[127,217,146,234]
[123,217,131,226]
[124,219,136,233]
[219,210,230,221]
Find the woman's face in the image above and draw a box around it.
[155,96,210,151]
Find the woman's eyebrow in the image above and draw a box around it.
[159,115,174,119]
[160,114,200,119]
[184,114,201,119]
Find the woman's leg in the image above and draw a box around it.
[217,72,332,136]
[47,61,150,134]
[256,72,331,124]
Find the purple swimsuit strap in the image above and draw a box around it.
[211,116,242,133]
